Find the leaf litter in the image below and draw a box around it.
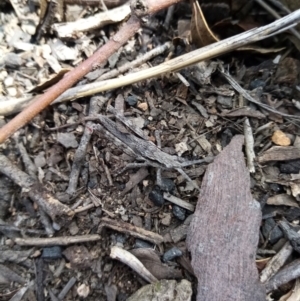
[1,0,300,300]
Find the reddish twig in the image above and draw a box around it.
[0,0,182,144]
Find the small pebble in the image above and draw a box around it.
[126,95,137,106]
[149,186,164,206]
[42,246,62,260]
[77,283,90,298]
[160,178,175,193]
[57,132,78,148]
[162,247,183,262]
[137,102,148,111]
[173,205,186,221]
[52,222,61,231]
[69,221,79,235]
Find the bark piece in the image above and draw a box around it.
[258,146,300,163]
[187,135,265,301]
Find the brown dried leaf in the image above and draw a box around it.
[190,0,219,47]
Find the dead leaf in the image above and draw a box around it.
[189,0,219,47]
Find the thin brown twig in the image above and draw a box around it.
[14,234,101,246]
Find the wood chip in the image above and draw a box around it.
[267,194,299,207]
[272,130,291,146]
[258,146,300,163]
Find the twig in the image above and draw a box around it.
[99,216,164,245]
[97,41,172,81]
[266,259,300,293]
[0,95,36,116]
[66,96,104,195]
[267,0,291,14]
[99,157,113,186]
[110,246,158,283]
[244,118,256,173]
[163,5,175,30]
[120,167,149,196]
[52,4,131,39]
[2,8,300,143]
[17,141,38,178]
[220,68,300,119]
[74,203,95,213]
[45,10,300,104]
[39,210,55,236]
[57,277,77,300]
[53,259,66,278]
[0,154,74,222]
[35,258,44,301]
[255,0,300,40]
[163,192,195,212]
[0,43,171,116]
[260,240,294,283]
[14,234,101,246]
